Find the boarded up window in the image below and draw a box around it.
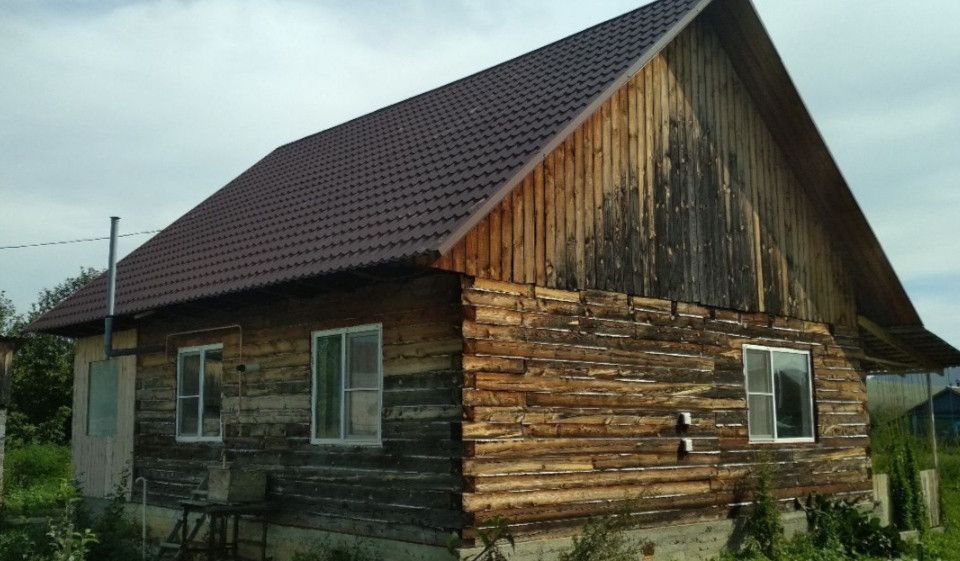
[312,324,382,444]
[744,346,814,442]
[177,345,223,441]
[87,360,118,437]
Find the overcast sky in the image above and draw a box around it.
[1,0,958,347]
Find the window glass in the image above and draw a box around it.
[177,346,222,440]
[745,348,771,393]
[748,394,774,439]
[346,391,379,438]
[180,353,201,396]
[312,326,381,443]
[744,347,814,442]
[178,397,200,437]
[347,332,379,389]
[773,352,813,439]
[314,335,342,439]
[87,360,118,437]
[202,350,223,438]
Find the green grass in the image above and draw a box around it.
[0,444,73,560]
[917,445,960,560]
[2,443,72,516]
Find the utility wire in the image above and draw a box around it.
[0,229,161,250]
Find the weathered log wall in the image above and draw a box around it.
[460,277,870,540]
[435,19,856,328]
[134,273,464,546]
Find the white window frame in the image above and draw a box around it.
[742,344,815,444]
[175,343,224,443]
[310,323,383,446]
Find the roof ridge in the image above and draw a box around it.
[29,0,709,335]
[274,0,679,153]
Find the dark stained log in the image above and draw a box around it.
[133,272,464,547]
[459,277,870,539]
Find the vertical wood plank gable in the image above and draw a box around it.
[433,20,856,328]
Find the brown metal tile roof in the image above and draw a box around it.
[30,0,706,334]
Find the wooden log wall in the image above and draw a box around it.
[435,19,856,328]
[134,273,464,546]
[461,277,871,540]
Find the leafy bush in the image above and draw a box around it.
[79,485,140,561]
[3,479,76,518]
[46,498,97,561]
[4,268,102,447]
[0,527,45,561]
[6,409,72,448]
[713,532,875,561]
[804,495,903,558]
[4,444,70,490]
[555,513,651,561]
[774,534,854,561]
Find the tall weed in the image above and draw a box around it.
[555,513,651,561]
[740,461,783,559]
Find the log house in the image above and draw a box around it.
[29,0,960,559]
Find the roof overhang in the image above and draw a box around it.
[858,315,960,374]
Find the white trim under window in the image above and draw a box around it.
[311,324,383,446]
[176,343,224,443]
[742,345,815,444]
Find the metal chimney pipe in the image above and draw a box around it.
[104,216,120,358]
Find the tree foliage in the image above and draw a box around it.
[0,290,16,335]
[4,267,103,445]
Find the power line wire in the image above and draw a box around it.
[0,229,161,250]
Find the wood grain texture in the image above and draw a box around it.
[133,274,464,546]
[433,19,856,328]
[460,277,870,538]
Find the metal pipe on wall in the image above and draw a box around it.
[101,217,157,357]
[103,216,120,358]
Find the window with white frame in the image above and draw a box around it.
[312,324,383,444]
[743,345,815,442]
[176,344,223,441]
